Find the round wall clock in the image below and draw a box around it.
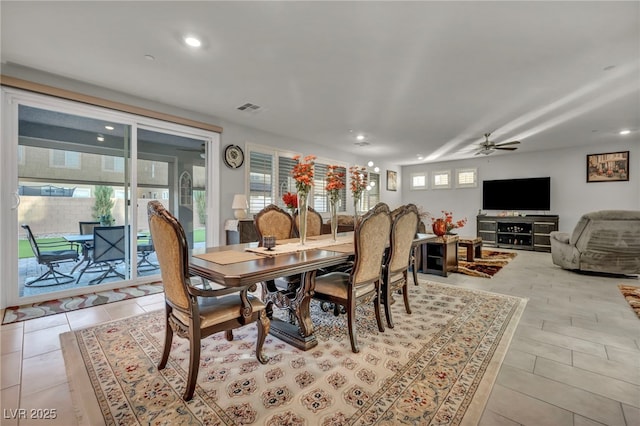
[223,144,244,169]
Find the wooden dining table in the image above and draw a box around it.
[188,232,435,350]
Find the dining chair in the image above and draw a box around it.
[382,204,420,328]
[293,205,323,237]
[136,236,158,272]
[21,224,79,286]
[254,204,294,241]
[148,200,269,401]
[254,204,300,320]
[312,202,391,353]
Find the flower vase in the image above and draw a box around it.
[298,192,308,245]
[432,218,447,237]
[329,198,338,241]
[353,195,360,225]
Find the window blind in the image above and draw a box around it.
[248,151,273,213]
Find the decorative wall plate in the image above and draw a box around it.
[223,144,244,169]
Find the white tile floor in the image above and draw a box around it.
[1,250,639,425]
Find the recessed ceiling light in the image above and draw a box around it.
[97,135,105,142]
[184,36,202,48]
[356,134,365,141]
[105,125,114,130]
[619,129,631,135]
[367,161,374,167]
[374,167,380,173]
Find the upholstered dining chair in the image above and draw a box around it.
[293,205,324,237]
[148,200,269,401]
[21,224,79,286]
[254,204,294,241]
[312,202,391,353]
[382,204,420,328]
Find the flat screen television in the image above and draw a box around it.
[482,177,551,211]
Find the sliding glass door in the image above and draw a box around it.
[1,88,219,307]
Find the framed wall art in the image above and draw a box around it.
[586,151,629,182]
[387,170,398,191]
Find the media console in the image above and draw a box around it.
[476,215,559,252]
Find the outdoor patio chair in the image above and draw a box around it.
[137,236,158,272]
[21,224,80,287]
[77,226,126,285]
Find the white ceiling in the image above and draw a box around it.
[2,1,638,165]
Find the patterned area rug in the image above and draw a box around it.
[618,284,640,319]
[456,249,518,278]
[61,281,526,425]
[1,282,163,325]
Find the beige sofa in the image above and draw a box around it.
[550,210,640,275]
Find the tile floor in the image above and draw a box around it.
[1,250,639,425]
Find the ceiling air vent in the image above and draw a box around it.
[236,102,262,113]
[354,141,370,146]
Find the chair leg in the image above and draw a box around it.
[158,310,173,370]
[374,286,385,334]
[255,310,270,364]
[347,299,359,353]
[402,281,411,315]
[383,281,394,329]
[25,264,75,287]
[183,327,201,401]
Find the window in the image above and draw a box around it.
[456,168,477,188]
[365,172,380,210]
[246,145,349,215]
[432,170,451,189]
[102,155,125,172]
[248,150,273,214]
[49,149,80,169]
[410,172,427,190]
[313,160,347,213]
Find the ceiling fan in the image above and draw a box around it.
[475,133,520,156]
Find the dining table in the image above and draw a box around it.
[188,232,435,351]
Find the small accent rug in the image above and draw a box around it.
[618,284,640,319]
[61,281,526,425]
[456,249,518,278]
[1,282,163,325]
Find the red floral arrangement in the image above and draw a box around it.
[325,165,345,203]
[291,155,316,195]
[282,192,298,211]
[431,210,467,233]
[349,165,368,200]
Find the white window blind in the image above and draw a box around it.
[277,155,297,205]
[411,173,427,189]
[366,172,380,210]
[432,170,451,189]
[456,168,477,188]
[248,150,273,214]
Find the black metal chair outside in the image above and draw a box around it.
[77,226,127,285]
[21,224,80,287]
[137,235,158,272]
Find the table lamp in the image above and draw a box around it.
[232,194,248,219]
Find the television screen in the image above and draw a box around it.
[482,177,551,211]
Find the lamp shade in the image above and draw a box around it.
[232,194,248,209]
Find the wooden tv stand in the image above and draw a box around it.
[477,215,559,252]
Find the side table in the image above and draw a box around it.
[423,235,459,277]
[459,236,483,262]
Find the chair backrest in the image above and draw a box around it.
[571,210,640,253]
[21,224,41,259]
[387,204,419,273]
[350,203,391,286]
[93,226,126,263]
[147,200,191,312]
[294,206,323,237]
[254,204,294,241]
[79,221,100,235]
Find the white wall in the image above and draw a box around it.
[401,141,638,235]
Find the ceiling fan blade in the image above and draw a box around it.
[495,146,518,151]
[495,140,520,147]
